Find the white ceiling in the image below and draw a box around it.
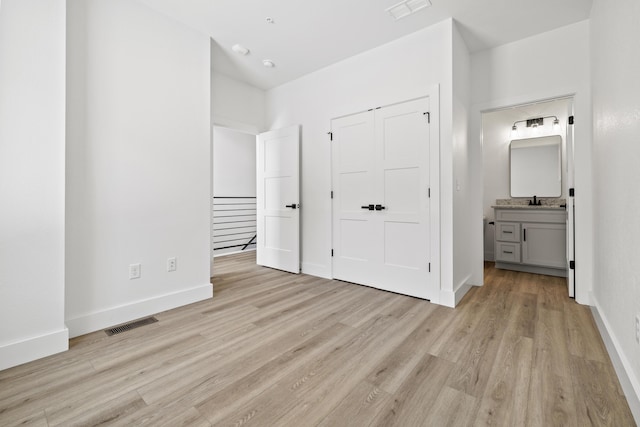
[138,0,592,90]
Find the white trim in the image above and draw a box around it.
[439,274,473,308]
[591,298,640,424]
[429,85,442,304]
[66,284,212,338]
[454,282,473,305]
[438,290,455,308]
[0,328,69,371]
[213,116,262,135]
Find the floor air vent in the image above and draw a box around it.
[105,316,158,336]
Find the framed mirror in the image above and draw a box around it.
[510,135,562,197]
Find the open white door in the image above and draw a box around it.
[256,125,300,274]
[566,109,575,298]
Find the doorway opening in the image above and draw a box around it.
[211,126,257,264]
[481,96,575,297]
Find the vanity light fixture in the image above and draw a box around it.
[511,116,560,135]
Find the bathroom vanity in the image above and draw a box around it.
[493,204,567,277]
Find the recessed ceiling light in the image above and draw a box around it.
[262,59,275,68]
[386,0,431,21]
[232,44,250,55]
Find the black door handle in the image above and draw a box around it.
[375,204,386,211]
[285,204,298,209]
[361,204,374,210]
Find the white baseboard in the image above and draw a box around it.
[66,283,212,338]
[438,290,455,308]
[0,328,69,371]
[590,300,640,424]
[301,262,331,279]
[439,275,473,308]
[454,283,473,305]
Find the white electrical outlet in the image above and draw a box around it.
[636,315,640,344]
[129,263,141,279]
[167,257,177,272]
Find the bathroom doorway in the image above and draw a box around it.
[481,96,575,297]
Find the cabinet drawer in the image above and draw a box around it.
[495,242,521,263]
[496,222,520,242]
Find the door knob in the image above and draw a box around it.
[285,204,298,209]
[361,205,374,210]
[375,204,386,211]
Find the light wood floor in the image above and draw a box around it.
[0,252,635,426]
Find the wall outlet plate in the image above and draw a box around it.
[129,263,141,279]
[167,257,177,272]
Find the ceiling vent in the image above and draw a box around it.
[386,0,432,20]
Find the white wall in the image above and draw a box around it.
[590,0,640,418]
[451,22,474,302]
[265,20,459,304]
[0,0,69,370]
[65,0,212,337]
[212,72,265,134]
[482,99,570,261]
[213,127,256,197]
[470,20,592,304]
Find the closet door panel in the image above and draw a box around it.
[375,98,431,299]
[331,97,432,300]
[331,111,378,284]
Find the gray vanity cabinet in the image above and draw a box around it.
[494,207,567,277]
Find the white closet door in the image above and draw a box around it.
[374,98,431,298]
[331,111,378,285]
[332,97,432,300]
[256,125,300,274]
